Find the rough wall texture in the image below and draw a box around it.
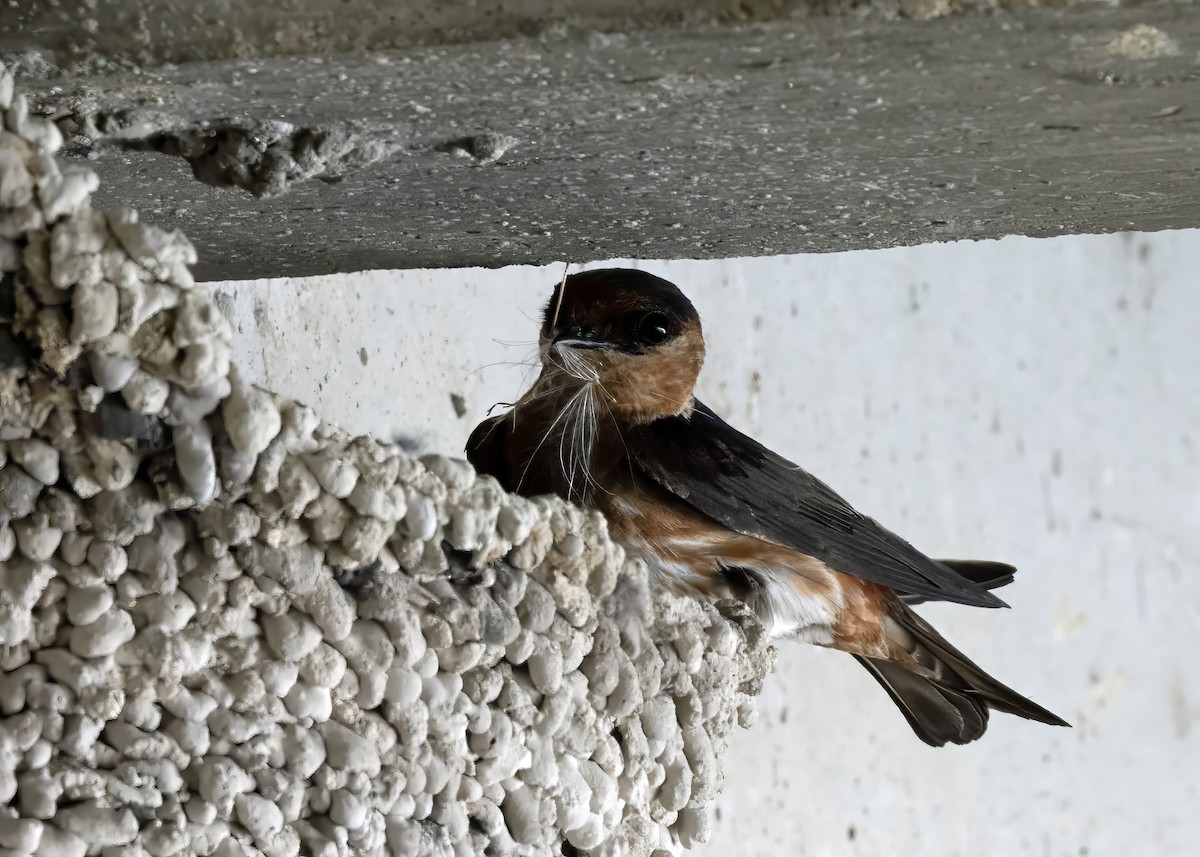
[0,64,774,857]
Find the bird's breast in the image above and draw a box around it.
[501,376,627,504]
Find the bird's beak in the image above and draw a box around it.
[552,328,610,350]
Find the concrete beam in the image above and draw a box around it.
[1,0,1032,67]
[4,0,801,67]
[19,2,1200,281]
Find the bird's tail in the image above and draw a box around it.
[856,600,1069,746]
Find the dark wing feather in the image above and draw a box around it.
[901,560,1016,605]
[629,400,1007,608]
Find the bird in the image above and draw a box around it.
[466,267,1068,746]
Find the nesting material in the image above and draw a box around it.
[0,63,774,857]
[117,119,402,198]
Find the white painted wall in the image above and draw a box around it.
[211,229,1200,857]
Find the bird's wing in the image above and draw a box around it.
[628,400,1007,608]
[901,560,1016,605]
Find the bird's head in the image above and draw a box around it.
[539,268,705,424]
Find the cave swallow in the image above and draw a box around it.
[467,268,1067,745]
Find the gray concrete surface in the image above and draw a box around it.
[0,1,795,68]
[15,2,1200,281]
[0,0,1039,69]
[211,228,1200,855]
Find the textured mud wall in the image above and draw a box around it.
[0,64,774,856]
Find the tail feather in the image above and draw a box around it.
[855,655,988,746]
[860,600,1069,746]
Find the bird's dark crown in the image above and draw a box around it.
[540,269,701,348]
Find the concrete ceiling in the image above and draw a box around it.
[9,1,1200,281]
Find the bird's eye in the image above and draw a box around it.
[636,311,671,345]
